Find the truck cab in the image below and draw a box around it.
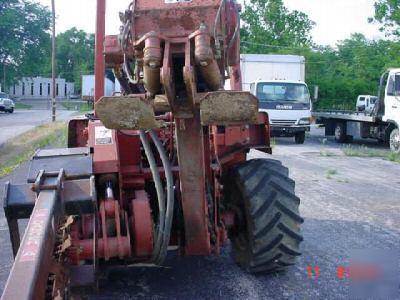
[238,54,311,144]
[250,80,312,144]
[381,68,400,152]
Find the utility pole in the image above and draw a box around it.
[2,64,5,93]
[51,0,56,122]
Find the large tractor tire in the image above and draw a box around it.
[225,159,303,273]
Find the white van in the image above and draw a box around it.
[356,95,378,114]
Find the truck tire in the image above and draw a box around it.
[224,159,303,273]
[334,122,347,143]
[295,132,305,144]
[390,128,400,153]
[8,108,14,114]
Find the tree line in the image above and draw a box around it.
[0,0,94,92]
[1,0,399,104]
[241,0,400,108]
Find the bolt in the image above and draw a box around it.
[200,61,209,67]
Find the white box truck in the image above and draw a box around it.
[240,54,312,144]
[81,75,116,101]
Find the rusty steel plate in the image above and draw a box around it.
[95,96,159,130]
[199,91,259,126]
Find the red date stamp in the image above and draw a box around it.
[306,264,383,281]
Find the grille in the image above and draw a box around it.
[270,119,297,126]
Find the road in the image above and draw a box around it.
[0,129,399,299]
[0,109,75,145]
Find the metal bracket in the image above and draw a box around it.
[32,169,65,194]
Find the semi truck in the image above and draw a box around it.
[240,54,312,144]
[313,68,400,153]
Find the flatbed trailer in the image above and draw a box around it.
[313,110,394,145]
[313,110,379,123]
[312,68,400,153]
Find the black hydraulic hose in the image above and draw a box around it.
[139,130,165,262]
[149,129,174,264]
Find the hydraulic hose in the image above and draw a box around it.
[139,130,165,262]
[149,129,174,264]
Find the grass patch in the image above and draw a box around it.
[0,122,67,178]
[342,145,386,158]
[326,168,338,179]
[320,150,336,157]
[327,168,338,176]
[337,178,350,183]
[62,101,92,112]
[342,145,400,163]
[15,103,32,109]
[387,152,400,163]
[271,138,276,148]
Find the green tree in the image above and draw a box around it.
[370,0,400,38]
[306,34,400,109]
[0,0,51,88]
[240,0,315,53]
[56,28,95,92]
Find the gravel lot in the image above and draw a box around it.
[0,129,399,299]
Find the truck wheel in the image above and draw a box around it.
[390,128,400,153]
[346,135,354,143]
[334,123,347,143]
[8,108,14,114]
[224,159,303,273]
[294,132,305,144]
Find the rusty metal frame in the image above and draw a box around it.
[94,0,106,103]
[2,170,65,300]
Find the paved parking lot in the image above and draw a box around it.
[0,109,75,145]
[0,130,399,299]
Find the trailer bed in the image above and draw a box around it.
[312,110,379,123]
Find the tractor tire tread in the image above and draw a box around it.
[227,159,303,274]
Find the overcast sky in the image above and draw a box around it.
[38,0,383,46]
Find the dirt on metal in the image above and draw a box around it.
[95,96,159,130]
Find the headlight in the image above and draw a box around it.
[298,118,311,125]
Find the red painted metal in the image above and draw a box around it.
[30,0,269,264]
[170,37,212,255]
[175,115,211,255]
[69,198,132,264]
[68,118,89,148]
[2,171,64,300]
[72,237,131,261]
[97,0,268,256]
[99,199,131,260]
[2,1,274,295]
[104,35,124,67]
[133,0,221,38]
[94,0,106,103]
[225,0,240,67]
[131,191,154,257]
[88,121,119,174]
